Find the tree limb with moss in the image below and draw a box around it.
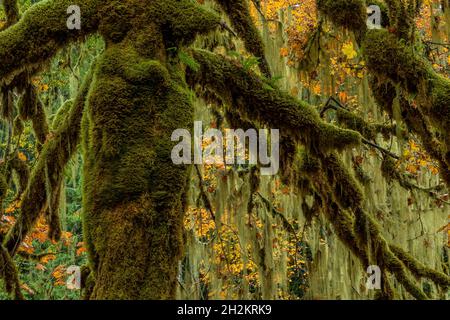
[0,0,447,300]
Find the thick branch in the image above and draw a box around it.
[0,0,100,82]
[214,0,272,77]
[187,49,362,154]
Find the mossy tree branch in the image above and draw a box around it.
[214,0,272,77]
[316,0,450,188]
[3,62,95,255]
[304,153,450,299]
[187,49,362,154]
[0,0,100,82]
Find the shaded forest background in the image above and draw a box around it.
[0,0,449,300]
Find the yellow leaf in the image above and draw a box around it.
[342,42,357,60]
[18,152,27,162]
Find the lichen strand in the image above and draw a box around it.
[364,29,450,178]
[383,0,419,39]
[18,84,37,120]
[52,100,73,130]
[187,49,361,154]
[370,79,450,187]
[0,85,13,120]
[17,83,49,149]
[326,157,449,299]
[215,0,272,77]
[320,154,364,210]
[45,179,63,242]
[31,99,49,149]
[81,38,193,299]
[298,151,449,299]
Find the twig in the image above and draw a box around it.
[195,165,216,221]
[219,20,237,37]
[321,96,400,159]
[362,137,400,159]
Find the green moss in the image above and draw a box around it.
[81,40,193,299]
[317,0,367,36]
[18,85,49,148]
[0,173,7,207]
[363,29,426,93]
[45,179,62,242]
[215,0,271,77]
[391,245,450,289]
[4,60,95,256]
[0,0,101,80]
[164,0,222,47]
[18,84,37,121]
[383,0,418,39]
[321,154,364,209]
[97,0,221,49]
[187,49,362,155]
[7,152,29,196]
[1,86,13,120]
[13,115,23,137]
[2,0,20,27]
[380,241,428,300]
[370,78,450,188]
[336,108,393,140]
[336,108,377,140]
[0,245,23,299]
[365,29,450,178]
[31,100,49,148]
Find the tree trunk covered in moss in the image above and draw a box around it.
[81,44,194,299]
[80,1,226,300]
